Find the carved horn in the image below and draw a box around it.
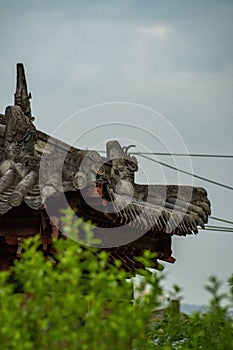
[14,63,32,120]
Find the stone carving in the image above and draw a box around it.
[4,105,36,159]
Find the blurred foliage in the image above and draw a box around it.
[151,274,233,350]
[0,208,232,349]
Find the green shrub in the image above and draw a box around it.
[0,209,232,349]
[0,210,162,350]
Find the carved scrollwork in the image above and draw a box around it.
[4,105,36,159]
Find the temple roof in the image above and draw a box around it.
[0,64,211,271]
[0,64,211,237]
[0,110,210,235]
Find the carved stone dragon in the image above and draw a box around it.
[0,64,211,271]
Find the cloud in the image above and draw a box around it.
[137,25,170,39]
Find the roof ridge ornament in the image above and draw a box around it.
[14,63,33,121]
[4,106,36,159]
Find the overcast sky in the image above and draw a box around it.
[0,0,233,304]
